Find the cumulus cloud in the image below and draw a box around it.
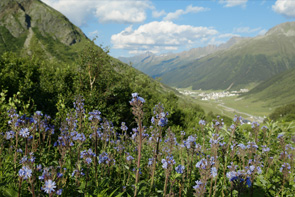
[111,21,218,54]
[272,0,295,18]
[41,0,153,26]
[234,27,262,33]
[163,5,209,21]
[219,0,248,8]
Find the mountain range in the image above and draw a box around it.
[121,22,295,90]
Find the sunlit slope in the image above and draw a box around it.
[160,22,295,90]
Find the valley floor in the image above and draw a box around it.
[176,88,273,123]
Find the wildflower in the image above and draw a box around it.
[85,157,92,164]
[18,166,32,180]
[277,134,284,139]
[56,189,63,195]
[19,128,30,138]
[193,180,203,189]
[121,122,128,131]
[199,120,206,126]
[5,131,15,140]
[196,158,207,169]
[211,167,218,178]
[148,158,153,166]
[126,155,134,161]
[175,165,185,174]
[130,93,145,104]
[42,179,56,194]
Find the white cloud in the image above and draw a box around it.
[272,0,295,18]
[219,0,248,8]
[41,0,153,26]
[111,21,218,54]
[258,29,267,36]
[218,33,240,38]
[163,5,209,21]
[88,30,99,39]
[234,27,262,33]
[152,10,166,18]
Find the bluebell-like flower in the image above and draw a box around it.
[42,179,56,194]
[175,165,185,174]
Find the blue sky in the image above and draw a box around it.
[41,0,295,57]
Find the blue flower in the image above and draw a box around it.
[211,167,218,178]
[199,120,206,126]
[175,165,185,174]
[42,179,56,194]
[56,189,63,195]
[162,159,168,169]
[246,177,251,187]
[85,157,92,164]
[193,180,203,189]
[19,128,30,138]
[18,166,32,180]
[126,155,134,161]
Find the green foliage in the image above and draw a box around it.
[269,103,295,122]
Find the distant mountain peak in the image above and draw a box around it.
[266,21,295,37]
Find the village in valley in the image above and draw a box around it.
[177,88,249,100]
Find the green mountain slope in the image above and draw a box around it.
[0,0,89,62]
[242,67,295,106]
[119,37,245,79]
[0,0,209,132]
[160,22,295,90]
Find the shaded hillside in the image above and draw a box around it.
[160,22,295,90]
[242,67,295,106]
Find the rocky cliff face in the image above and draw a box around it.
[0,0,87,47]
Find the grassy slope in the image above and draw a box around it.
[242,67,295,106]
[160,22,295,91]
